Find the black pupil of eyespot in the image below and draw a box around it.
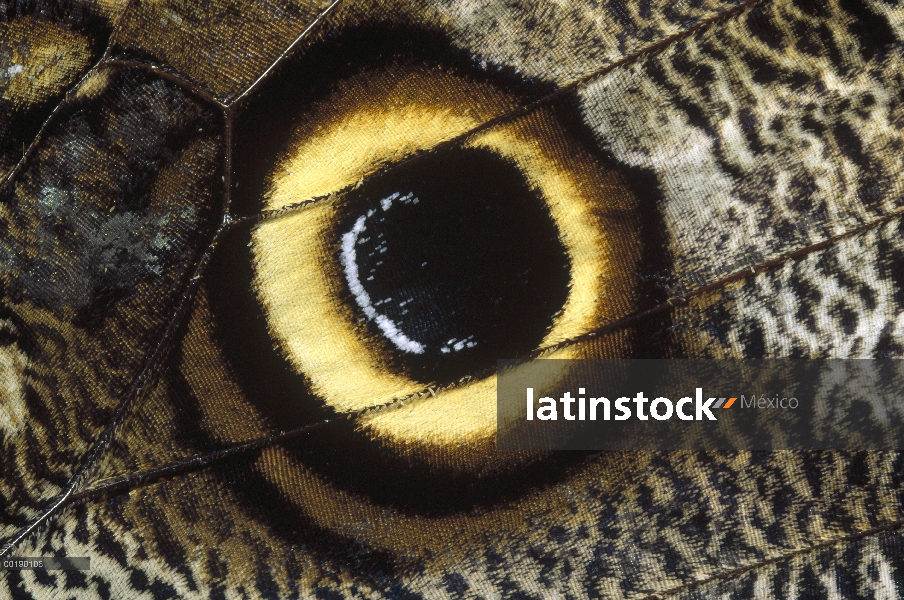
[339,147,570,383]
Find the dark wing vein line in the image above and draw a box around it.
[0,0,139,193]
[68,203,904,503]
[0,0,348,556]
[229,0,345,106]
[230,0,769,228]
[0,236,224,556]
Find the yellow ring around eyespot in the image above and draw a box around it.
[251,66,639,445]
[252,67,520,413]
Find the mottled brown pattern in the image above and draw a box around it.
[0,64,223,542]
[579,0,904,296]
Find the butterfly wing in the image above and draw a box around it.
[3,0,904,597]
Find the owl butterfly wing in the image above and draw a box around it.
[2,0,904,597]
